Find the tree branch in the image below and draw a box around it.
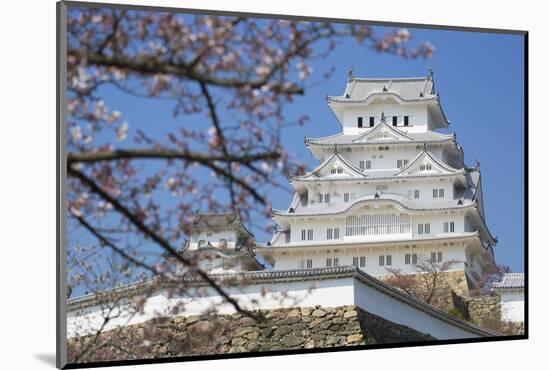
[67,165,257,317]
[67,148,280,165]
[68,148,269,205]
[72,50,304,95]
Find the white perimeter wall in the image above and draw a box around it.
[67,275,484,340]
[499,290,525,322]
[67,277,354,338]
[352,278,479,339]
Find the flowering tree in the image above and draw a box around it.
[385,258,461,307]
[65,6,435,360]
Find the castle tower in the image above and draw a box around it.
[173,213,268,274]
[261,72,497,288]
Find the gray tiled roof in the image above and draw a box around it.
[328,77,436,103]
[190,212,241,227]
[292,151,365,180]
[305,130,454,146]
[291,150,466,183]
[273,192,475,217]
[492,273,524,289]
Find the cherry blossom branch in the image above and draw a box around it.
[72,50,304,95]
[67,148,280,165]
[68,165,258,317]
[68,149,268,204]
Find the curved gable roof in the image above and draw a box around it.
[396,150,462,176]
[291,151,365,181]
[353,122,413,143]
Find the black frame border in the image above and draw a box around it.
[56,1,529,368]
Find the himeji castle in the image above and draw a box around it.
[260,71,497,288]
[67,71,502,341]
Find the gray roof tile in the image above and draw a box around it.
[305,130,454,146]
[492,273,524,289]
[273,192,474,217]
[329,77,435,103]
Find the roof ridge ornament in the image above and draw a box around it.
[475,159,480,169]
[380,111,386,124]
[347,66,354,79]
[428,67,433,80]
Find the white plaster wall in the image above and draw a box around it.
[67,275,484,341]
[189,229,237,250]
[412,213,465,238]
[341,102,429,135]
[286,209,467,245]
[343,146,444,171]
[302,178,458,212]
[314,144,448,165]
[67,278,355,338]
[176,256,241,275]
[289,217,346,243]
[499,290,525,322]
[270,244,466,276]
[352,278,479,339]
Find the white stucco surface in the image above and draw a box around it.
[498,289,525,322]
[67,271,491,340]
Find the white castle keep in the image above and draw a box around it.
[184,72,498,289]
[262,72,497,287]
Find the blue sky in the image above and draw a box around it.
[74,20,525,273]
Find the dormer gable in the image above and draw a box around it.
[353,122,413,143]
[291,151,365,180]
[396,150,461,177]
